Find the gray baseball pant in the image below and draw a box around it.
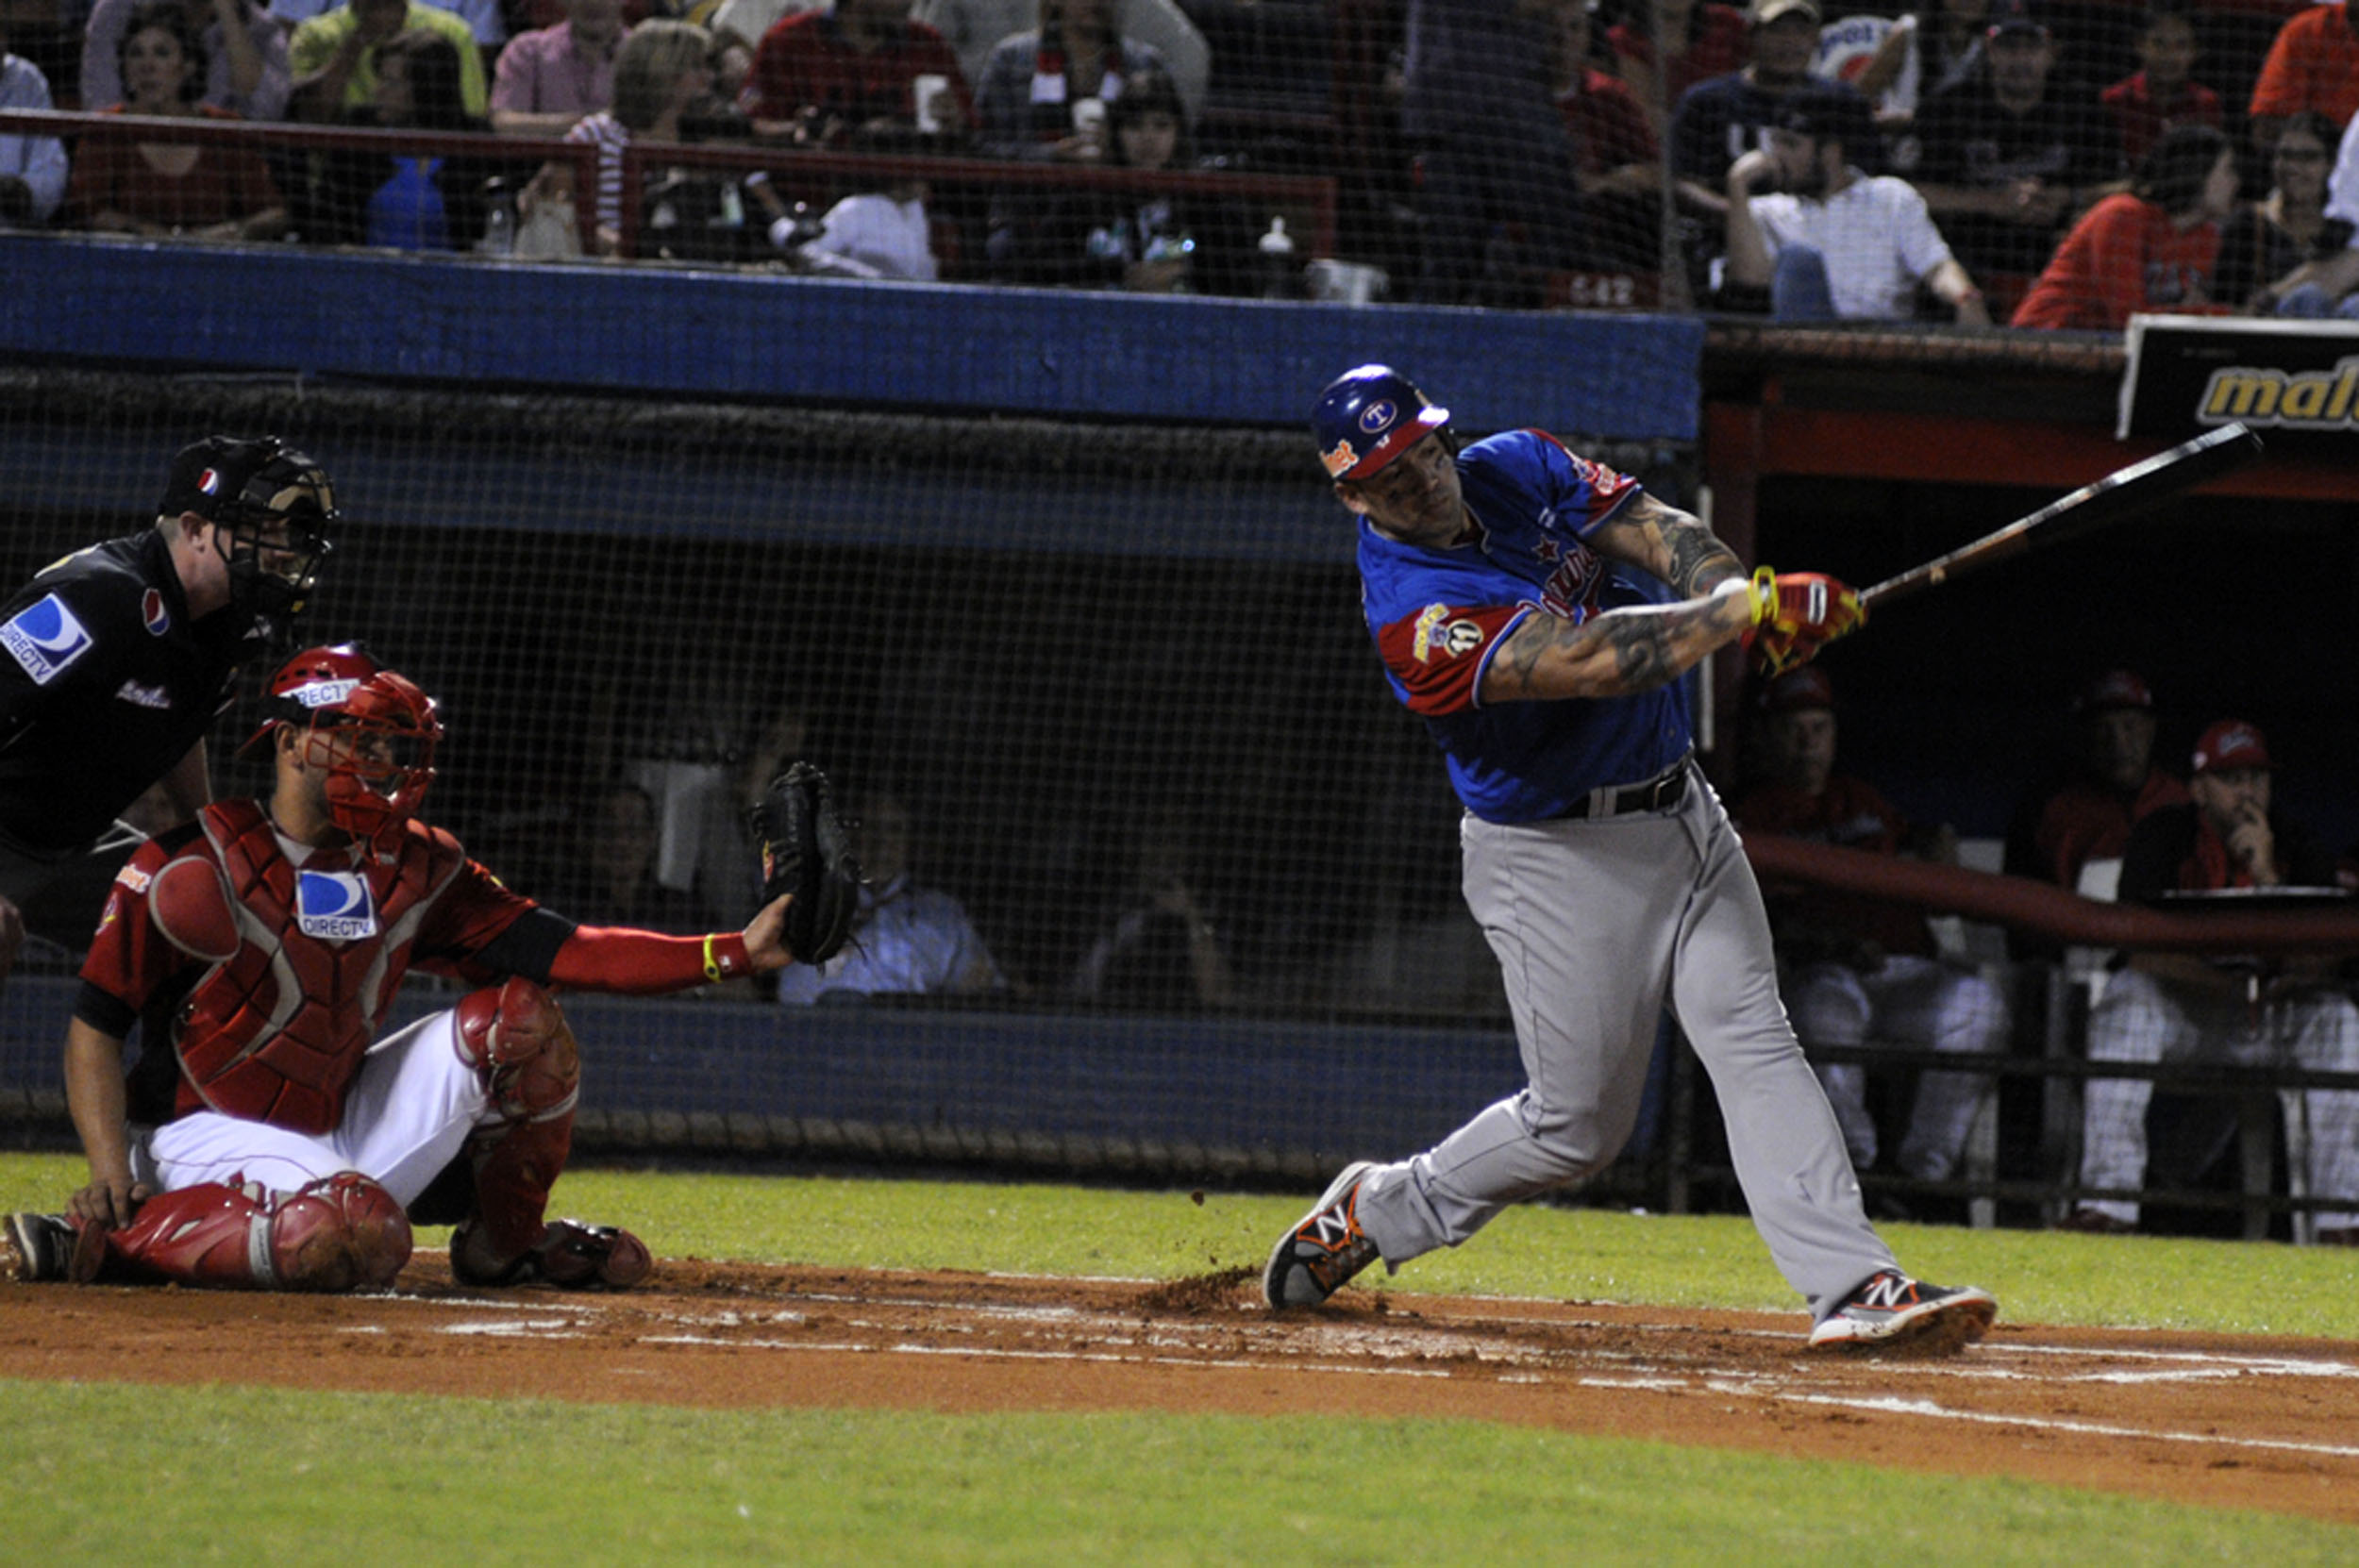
[1350,769,1898,1321]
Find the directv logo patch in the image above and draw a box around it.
[296,870,377,941]
[1,595,94,686]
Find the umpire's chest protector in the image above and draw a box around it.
[153,799,465,1134]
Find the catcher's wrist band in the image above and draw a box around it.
[701,933,752,982]
[702,934,723,983]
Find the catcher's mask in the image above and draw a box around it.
[163,435,339,628]
[244,643,442,854]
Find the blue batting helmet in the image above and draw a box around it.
[1311,364,1450,481]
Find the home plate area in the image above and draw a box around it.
[5,1259,2355,1524]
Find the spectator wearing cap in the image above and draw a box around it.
[2011,120,2238,328]
[1670,0,1873,295]
[0,436,337,988]
[2065,720,2359,1243]
[1723,78,1988,320]
[2003,666,2191,907]
[1911,0,2123,299]
[1729,665,2009,1215]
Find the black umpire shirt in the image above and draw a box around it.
[0,529,263,855]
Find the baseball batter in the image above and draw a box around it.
[1263,364,1997,1349]
[0,644,799,1292]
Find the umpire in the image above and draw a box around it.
[0,435,338,978]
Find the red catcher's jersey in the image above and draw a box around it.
[82,798,537,1133]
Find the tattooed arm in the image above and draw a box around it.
[1479,494,1758,704]
[1589,492,1747,598]
[1481,580,1756,702]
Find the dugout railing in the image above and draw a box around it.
[0,109,1337,272]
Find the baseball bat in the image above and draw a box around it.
[1857,423,2264,612]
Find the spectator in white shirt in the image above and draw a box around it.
[1723,80,1988,322]
[0,22,69,223]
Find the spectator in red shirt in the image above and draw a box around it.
[67,1,286,241]
[2100,3,2220,169]
[2246,0,2359,162]
[1555,0,1663,268]
[742,0,972,145]
[2012,120,2239,327]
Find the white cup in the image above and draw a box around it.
[913,73,948,132]
[1071,96,1107,138]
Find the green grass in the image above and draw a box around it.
[7,1152,2357,1561]
[5,1152,2355,1336]
[2,1381,2351,1566]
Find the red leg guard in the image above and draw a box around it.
[454,977,580,1123]
[460,1111,574,1262]
[77,1175,412,1293]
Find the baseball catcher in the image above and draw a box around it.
[751,760,862,967]
[0,643,809,1293]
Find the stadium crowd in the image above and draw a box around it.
[4,0,2359,317]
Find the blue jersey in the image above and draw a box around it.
[1358,428,1694,823]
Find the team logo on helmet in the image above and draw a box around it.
[1320,440,1360,478]
[1359,400,1397,434]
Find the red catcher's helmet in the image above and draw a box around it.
[246,643,443,854]
[1311,364,1450,481]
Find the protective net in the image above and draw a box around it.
[0,364,1689,1185]
[0,0,2333,324]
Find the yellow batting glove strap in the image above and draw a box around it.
[1748,565,1779,628]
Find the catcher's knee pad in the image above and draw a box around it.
[455,976,580,1122]
[75,1175,411,1292]
[268,1173,413,1292]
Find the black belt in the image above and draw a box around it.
[1560,759,1690,821]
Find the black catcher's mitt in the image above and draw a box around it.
[751,761,862,965]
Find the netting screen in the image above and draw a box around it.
[3,367,1657,1026]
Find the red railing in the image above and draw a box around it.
[0,108,1338,269]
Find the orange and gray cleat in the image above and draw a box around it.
[1263,1161,1383,1309]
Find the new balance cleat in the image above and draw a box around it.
[1809,1269,1997,1352]
[1263,1160,1381,1309]
[1,1213,75,1284]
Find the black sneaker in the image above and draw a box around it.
[1,1213,75,1284]
[1809,1269,1997,1352]
[1263,1161,1382,1309]
[451,1217,651,1290]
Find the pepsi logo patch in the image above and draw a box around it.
[1,594,95,685]
[142,588,170,635]
[198,466,223,495]
[296,870,377,941]
[1358,399,1397,434]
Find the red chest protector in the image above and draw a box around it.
[151,799,470,1133]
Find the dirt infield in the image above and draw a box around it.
[7,1258,2357,1525]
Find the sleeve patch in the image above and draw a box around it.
[1,594,95,685]
[1376,603,1525,715]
